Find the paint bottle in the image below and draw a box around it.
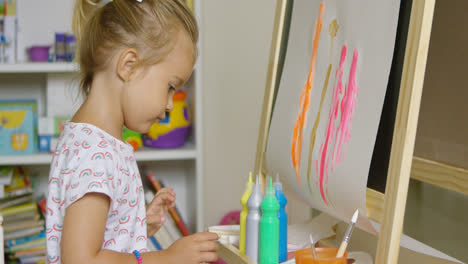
[274,174,288,262]
[245,175,263,262]
[65,34,76,62]
[259,177,280,264]
[240,172,254,255]
[55,33,66,62]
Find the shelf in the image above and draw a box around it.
[0,63,79,73]
[135,141,197,162]
[0,141,197,166]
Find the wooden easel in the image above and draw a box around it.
[217,0,441,263]
[254,0,436,263]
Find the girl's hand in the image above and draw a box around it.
[146,187,176,237]
[166,232,219,264]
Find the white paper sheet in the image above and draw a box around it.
[287,213,340,252]
[266,0,401,233]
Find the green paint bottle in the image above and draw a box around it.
[259,177,280,264]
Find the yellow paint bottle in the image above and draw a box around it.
[240,172,254,254]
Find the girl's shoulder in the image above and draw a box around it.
[53,122,134,166]
[62,121,132,151]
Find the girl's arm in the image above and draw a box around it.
[61,193,219,264]
[61,193,172,264]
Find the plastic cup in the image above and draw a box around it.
[294,248,348,264]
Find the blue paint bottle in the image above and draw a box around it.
[274,174,288,262]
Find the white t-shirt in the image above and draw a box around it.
[46,122,147,264]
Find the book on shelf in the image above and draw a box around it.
[3,210,40,225]
[3,167,30,194]
[6,238,46,253]
[17,254,47,264]
[1,201,37,217]
[4,219,45,234]
[5,237,46,263]
[6,231,46,248]
[11,248,46,258]
[153,224,174,250]
[147,239,157,252]
[4,226,44,241]
[146,172,190,236]
[6,244,46,263]
[1,191,40,237]
[2,186,33,199]
[0,166,14,198]
[164,213,183,241]
[0,166,33,200]
[0,193,33,210]
[0,167,46,263]
[149,236,162,251]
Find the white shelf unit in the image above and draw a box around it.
[0,63,78,73]
[0,141,197,166]
[0,0,204,233]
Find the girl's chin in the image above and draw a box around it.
[126,122,153,134]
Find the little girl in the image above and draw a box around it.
[46,0,218,263]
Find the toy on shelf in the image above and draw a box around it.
[143,91,191,148]
[123,127,142,151]
[54,32,76,62]
[38,117,54,152]
[28,46,50,62]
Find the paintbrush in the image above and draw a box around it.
[336,209,359,258]
[309,234,318,259]
[278,234,317,264]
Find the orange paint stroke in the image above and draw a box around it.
[291,3,325,188]
[306,63,332,193]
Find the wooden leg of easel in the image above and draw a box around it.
[375,0,435,263]
[217,243,256,264]
[253,0,289,194]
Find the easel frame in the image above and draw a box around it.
[253,0,436,263]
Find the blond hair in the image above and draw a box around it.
[72,0,198,95]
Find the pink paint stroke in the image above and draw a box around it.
[333,49,359,168]
[316,46,360,206]
[316,45,347,205]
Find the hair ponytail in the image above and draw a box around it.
[72,0,106,95]
[72,0,103,43]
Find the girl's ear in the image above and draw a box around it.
[117,48,139,82]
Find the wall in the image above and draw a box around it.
[408,0,468,261]
[17,0,74,62]
[200,0,276,227]
[200,0,312,227]
[415,0,468,168]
